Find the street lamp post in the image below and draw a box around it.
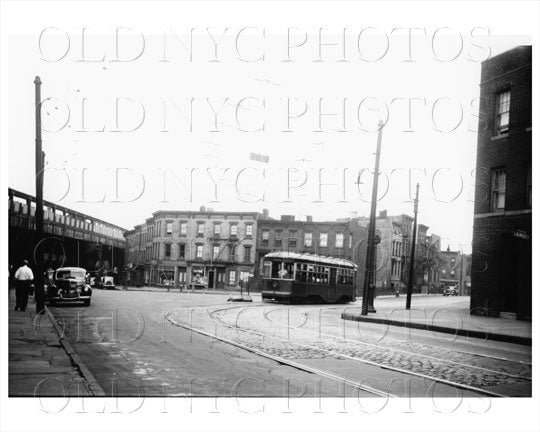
[361,121,384,316]
[34,76,45,314]
[405,183,420,310]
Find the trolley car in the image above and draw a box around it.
[261,252,357,303]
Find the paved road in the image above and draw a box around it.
[50,289,373,397]
[50,290,531,397]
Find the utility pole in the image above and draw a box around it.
[405,183,420,310]
[361,121,384,316]
[34,76,45,314]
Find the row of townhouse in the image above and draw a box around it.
[124,208,368,290]
[124,206,268,289]
[123,207,450,295]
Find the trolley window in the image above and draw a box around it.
[337,268,354,285]
[269,260,294,279]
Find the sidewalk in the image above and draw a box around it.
[116,284,257,296]
[8,289,104,396]
[341,297,532,346]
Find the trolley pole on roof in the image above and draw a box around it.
[361,120,384,316]
[405,183,420,310]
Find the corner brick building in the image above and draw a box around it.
[125,207,270,289]
[471,46,532,319]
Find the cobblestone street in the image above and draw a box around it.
[168,295,531,396]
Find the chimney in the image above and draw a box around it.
[350,211,358,219]
[281,215,295,221]
[379,210,387,218]
[262,208,269,218]
[306,215,313,222]
[200,205,206,212]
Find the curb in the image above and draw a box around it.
[116,287,260,296]
[45,307,106,396]
[341,313,532,346]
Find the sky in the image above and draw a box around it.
[6,27,531,253]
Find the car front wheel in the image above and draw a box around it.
[83,299,91,306]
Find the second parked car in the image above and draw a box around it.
[443,286,459,296]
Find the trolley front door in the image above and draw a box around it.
[329,268,337,301]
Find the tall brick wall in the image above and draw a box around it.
[471,46,532,319]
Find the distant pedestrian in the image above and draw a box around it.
[14,260,34,312]
[9,264,14,290]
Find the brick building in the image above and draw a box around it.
[439,246,468,294]
[256,216,354,266]
[255,215,367,294]
[471,46,532,319]
[125,207,270,289]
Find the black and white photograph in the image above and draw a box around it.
[1,1,538,431]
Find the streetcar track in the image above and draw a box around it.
[165,311,397,398]
[251,303,533,368]
[206,306,514,398]
[168,303,530,374]
[313,306,532,366]
[257,307,532,381]
[168,305,510,398]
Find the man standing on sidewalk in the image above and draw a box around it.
[14,260,34,312]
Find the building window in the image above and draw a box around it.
[214,224,221,235]
[320,233,328,247]
[197,223,205,235]
[491,168,506,211]
[230,224,238,236]
[304,232,312,247]
[166,222,173,235]
[262,230,269,246]
[196,244,203,258]
[165,243,171,259]
[246,224,253,237]
[180,222,187,235]
[275,231,283,247]
[213,245,220,260]
[289,231,297,247]
[349,234,353,249]
[229,271,236,285]
[244,246,252,263]
[496,90,511,134]
[178,243,185,260]
[228,244,236,261]
[335,233,344,248]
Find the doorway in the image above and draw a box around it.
[208,270,215,289]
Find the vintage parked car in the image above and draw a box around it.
[46,267,92,306]
[443,286,459,296]
[101,276,116,290]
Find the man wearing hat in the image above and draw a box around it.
[14,260,34,312]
